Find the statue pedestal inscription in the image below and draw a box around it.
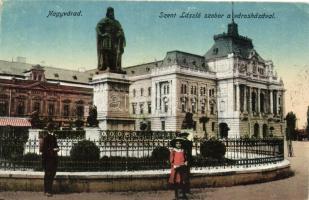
[91,72,134,130]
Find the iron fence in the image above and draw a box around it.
[0,132,284,172]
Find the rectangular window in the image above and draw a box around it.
[17,101,25,116]
[212,122,215,131]
[33,102,40,113]
[161,121,165,131]
[132,104,136,115]
[192,104,195,113]
[148,87,151,96]
[201,105,205,114]
[63,104,70,117]
[148,103,151,114]
[48,103,54,116]
[140,103,144,114]
[164,103,168,113]
[210,104,214,115]
[141,88,144,96]
[182,103,186,113]
[76,105,84,118]
[0,101,8,116]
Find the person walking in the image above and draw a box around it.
[169,137,189,200]
[42,123,59,197]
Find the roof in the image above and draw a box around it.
[124,50,209,75]
[205,22,264,62]
[0,78,92,95]
[163,50,208,70]
[0,60,94,84]
[0,117,31,127]
[124,61,163,76]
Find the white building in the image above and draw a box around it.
[124,21,285,138]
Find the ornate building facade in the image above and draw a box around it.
[0,61,93,127]
[124,21,285,138]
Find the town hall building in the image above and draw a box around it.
[124,20,285,138]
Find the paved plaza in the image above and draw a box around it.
[0,141,308,200]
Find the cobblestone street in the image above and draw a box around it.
[0,141,308,200]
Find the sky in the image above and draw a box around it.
[0,1,309,127]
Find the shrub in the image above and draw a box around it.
[70,140,100,162]
[75,119,84,128]
[0,136,28,160]
[87,106,98,127]
[23,153,41,161]
[151,146,170,161]
[200,139,226,160]
[40,130,86,139]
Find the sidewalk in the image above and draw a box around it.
[0,141,308,200]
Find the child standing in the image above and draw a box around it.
[169,138,189,200]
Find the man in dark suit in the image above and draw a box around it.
[42,123,59,197]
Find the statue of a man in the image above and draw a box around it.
[96,7,126,73]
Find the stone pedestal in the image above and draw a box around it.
[91,72,135,130]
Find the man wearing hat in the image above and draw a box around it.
[169,137,189,200]
[42,122,59,197]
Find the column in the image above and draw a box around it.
[282,90,285,117]
[156,83,159,111]
[257,88,260,114]
[236,83,240,111]
[270,90,273,114]
[244,86,247,112]
[249,87,252,114]
[169,80,172,115]
[276,91,280,115]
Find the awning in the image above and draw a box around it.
[0,117,32,127]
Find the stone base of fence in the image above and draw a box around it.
[0,160,292,193]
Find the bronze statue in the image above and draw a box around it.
[96,7,126,73]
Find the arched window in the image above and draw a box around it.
[219,123,229,138]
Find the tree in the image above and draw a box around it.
[181,112,195,129]
[199,116,209,139]
[285,112,297,140]
[87,105,98,127]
